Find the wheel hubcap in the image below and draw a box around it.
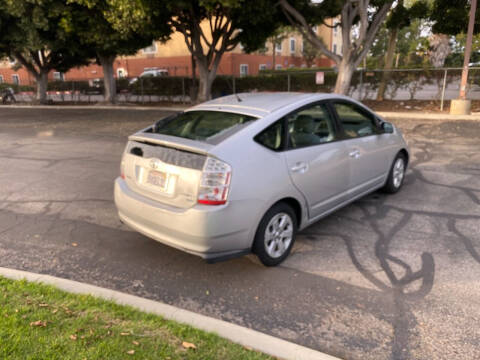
[264,213,293,258]
[393,158,405,188]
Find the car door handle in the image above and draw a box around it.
[290,162,309,173]
[349,150,360,159]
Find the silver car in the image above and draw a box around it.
[114,93,409,266]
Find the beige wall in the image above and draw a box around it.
[316,17,342,56]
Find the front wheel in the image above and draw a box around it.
[253,203,297,266]
[383,153,407,193]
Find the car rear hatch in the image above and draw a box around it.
[122,133,213,209]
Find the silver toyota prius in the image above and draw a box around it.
[114,92,409,266]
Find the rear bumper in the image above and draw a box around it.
[114,178,255,260]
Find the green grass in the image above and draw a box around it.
[0,276,273,360]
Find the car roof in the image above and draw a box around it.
[187,92,341,117]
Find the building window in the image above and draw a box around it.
[275,64,282,70]
[333,44,337,54]
[275,41,282,52]
[117,68,126,78]
[12,74,19,85]
[290,38,296,53]
[259,64,267,71]
[240,64,248,77]
[143,41,157,54]
[312,26,318,33]
[333,21,339,35]
[0,75,3,83]
[53,72,64,81]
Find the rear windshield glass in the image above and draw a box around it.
[152,111,258,144]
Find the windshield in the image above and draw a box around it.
[153,111,258,144]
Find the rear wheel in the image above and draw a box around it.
[383,153,407,193]
[253,203,297,266]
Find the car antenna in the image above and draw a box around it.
[223,74,242,102]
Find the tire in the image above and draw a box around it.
[383,152,407,194]
[253,202,297,267]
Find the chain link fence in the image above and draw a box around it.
[5,67,480,106]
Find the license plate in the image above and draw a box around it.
[146,170,167,190]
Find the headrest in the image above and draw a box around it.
[294,115,316,133]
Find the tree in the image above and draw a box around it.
[376,0,428,100]
[428,34,451,67]
[0,0,93,104]
[445,33,480,66]
[302,37,321,67]
[267,27,289,70]
[430,0,480,36]
[170,0,286,102]
[430,0,479,100]
[67,0,172,104]
[111,0,286,102]
[280,0,396,94]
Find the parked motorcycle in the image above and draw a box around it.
[0,87,16,104]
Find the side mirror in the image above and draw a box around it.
[381,121,394,134]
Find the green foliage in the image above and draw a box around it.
[445,33,480,66]
[368,19,431,69]
[0,83,34,93]
[0,276,272,360]
[68,0,172,60]
[386,1,429,30]
[430,0,480,35]
[0,0,93,73]
[302,40,321,67]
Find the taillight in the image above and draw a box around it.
[120,159,125,179]
[198,157,231,205]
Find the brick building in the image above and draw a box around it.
[0,19,342,85]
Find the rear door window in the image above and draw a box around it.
[286,103,337,149]
[153,111,257,144]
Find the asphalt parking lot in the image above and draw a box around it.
[0,107,479,360]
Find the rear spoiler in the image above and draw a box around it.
[129,132,214,156]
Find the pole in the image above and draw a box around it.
[182,77,185,104]
[359,69,363,100]
[440,69,448,111]
[459,0,477,100]
[287,73,291,92]
[232,76,236,94]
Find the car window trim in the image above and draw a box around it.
[327,99,383,139]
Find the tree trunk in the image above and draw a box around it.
[99,54,116,104]
[197,64,215,103]
[376,27,399,100]
[334,60,355,95]
[35,71,48,104]
[272,37,276,69]
[190,54,198,103]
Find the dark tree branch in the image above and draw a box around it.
[279,0,341,64]
[12,51,39,77]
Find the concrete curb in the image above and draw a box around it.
[0,267,341,360]
[3,104,480,120]
[377,111,480,121]
[1,104,188,112]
